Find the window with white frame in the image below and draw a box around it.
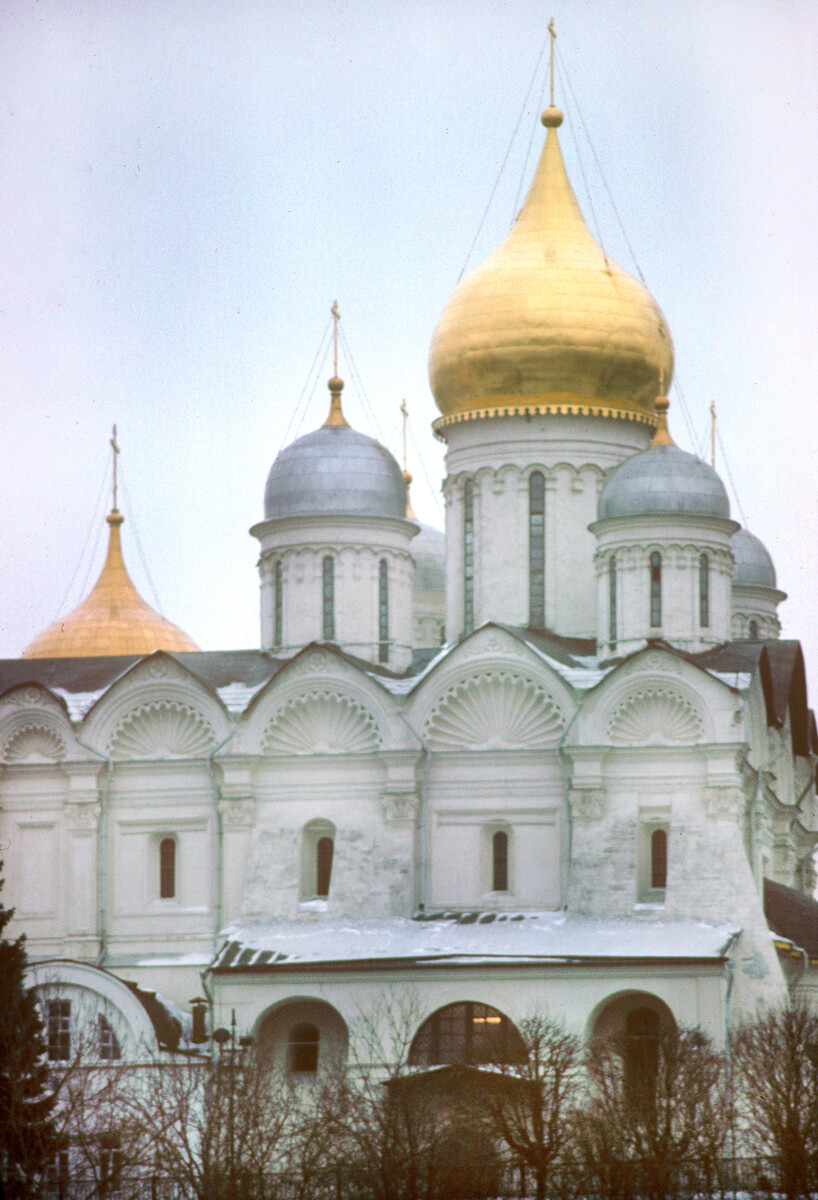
[47,998,71,1061]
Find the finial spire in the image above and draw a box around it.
[710,400,716,468]
[110,424,120,512]
[399,399,417,519]
[541,22,563,129]
[548,18,556,107]
[650,396,675,447]
[324,301,349,427]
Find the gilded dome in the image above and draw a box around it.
[23,511,199,659]
[429,111,673,432]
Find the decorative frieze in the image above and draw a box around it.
[425,671,565,750]
[568,789,605,822]
[704,787,744,821]
[218,798,256,830]
[65,802,101,833]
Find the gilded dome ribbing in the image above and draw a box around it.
[429,112,674,432]
[22,511,199,658]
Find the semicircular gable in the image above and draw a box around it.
[108,699,218,760]
[80,654,230,759]
[0,685,76,764]
[262,690,381,756]
[424,670,566,750]
[607,685,704,746]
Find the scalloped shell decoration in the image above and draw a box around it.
[3,724,67,763]
[262,691,381,756]
[108,701,217,760]
[608,687,704,746]
[425,672,565,750]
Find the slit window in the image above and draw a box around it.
[463,479,474,634]
[159,837,176,899]
[651,829,668,890]
[273,560,283,648]
[649,552,662,628]
[492,831,509,892]
[288,1022,320,1074]
[609,554,617,649]
[322,557,335,641]
[378,558,389,663]
[699,553,709,627]
[47,998,71,1062]
[749,618,759,640]
[316,836,334,897]
[528,472,545,628]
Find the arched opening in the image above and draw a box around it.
[463,479,474,634]
[749,618,759,640]
[301,820,336,901]
[528,472,545,628]
[624,1006,661,1106]
[649,552,662,628]
[651,829,667,890]
[378,558,389,663]
[698,553,709,627]
[492,830,509,892]
[322,556,335,641]
[588,990,676,1048]
[608,554,617,650]
[256,998,348,1077]
[159,837,176,899]
[409,1002,526,1067]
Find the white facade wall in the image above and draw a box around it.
[731,583,784,640]
[442,413,651,640]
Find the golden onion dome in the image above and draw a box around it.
[22,511,199,658]
[429,107,674,433]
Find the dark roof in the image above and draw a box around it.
[121,979,183,1051]
[764,878,818,959]
[0,650,282,700]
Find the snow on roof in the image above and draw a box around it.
[211,913,739,972]
[216,679,268,712]
[703,670,753,691]
[51,687,108,721]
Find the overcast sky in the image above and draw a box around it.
[1,0,816,699]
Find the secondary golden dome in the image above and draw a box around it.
[429,108,674,433]
[23,511,199,659]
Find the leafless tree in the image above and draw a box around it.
[731,1001,818,1199]
[478,1014,583,1200]
[574,1026,730,1200]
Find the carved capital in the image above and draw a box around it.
[568,790,605,822]
[380,792,419,824]
[65,801,101,833]
[218,798,256,831]
[705,787,743,821]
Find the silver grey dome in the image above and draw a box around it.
[412,523,445,591]
[597,445,730,521]
[731,527,777,589]
[264,425,407,521]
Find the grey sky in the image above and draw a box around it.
[1,0,815,697]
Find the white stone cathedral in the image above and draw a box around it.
[3,95,817,1079]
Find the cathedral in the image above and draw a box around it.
[2,88,817,1079]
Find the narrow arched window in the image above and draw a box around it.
[316,836,334,897]
[651,829,667,890]
[649,552,662,628]
[378,558,389,663]
[528,472,545,628]
[288,1022,320,1074]
[99,1015,121,1061]
[159,838,176,899]
[463,480,474,634]
[322,557,335,641]
[608,554,617,649]
[699,553,709,627]
[492,831,509,892]
[273,560,283,648]
[749,618,759,640]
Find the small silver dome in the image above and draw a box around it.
[731,527,777,589]
[412,523,445,591]
[597,445,730,522]
[264,425,407,521]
